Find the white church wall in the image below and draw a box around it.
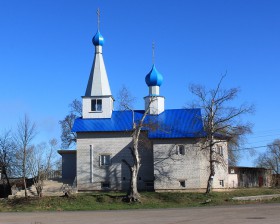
[144,96,165,115]
[82,96,113,119]
[153,139,229,191]
[228,174,238,188]
[197,141,229,189]
[153,139,202,190]
[76,132,154,191]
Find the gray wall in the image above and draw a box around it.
[76,132,154,191]
[75,131,229,192]
[153,139,229,191]
[61,153,76,182]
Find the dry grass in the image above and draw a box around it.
[1,188,280,212]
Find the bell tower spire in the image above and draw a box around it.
[82,9,114,119]
[144,42,165,115]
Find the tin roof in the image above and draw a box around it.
[72,109,204,139]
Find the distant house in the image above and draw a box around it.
[228,166,272,188]
[59,25,229,192]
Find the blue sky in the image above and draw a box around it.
[1,0,280,166]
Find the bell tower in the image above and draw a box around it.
[82,9,114,119]
[144,43,164,115]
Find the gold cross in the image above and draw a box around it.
[97,8,100,30]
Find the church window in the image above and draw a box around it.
[218,146,224,156]
[101,182,110,189]
[177,145,185,155]
[91,99,102,111]
[179,180,186,187]
[100,154,111,166]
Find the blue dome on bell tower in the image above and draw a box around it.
[145,64,163,87]
[92,30,104,46]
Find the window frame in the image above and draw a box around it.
[101,182,110,189]
[179,180,186,188]
[91,99,102,112]
[218,145,224,156]
[177,145,186,156]
[99,154,111,167]
[219,179,224,187]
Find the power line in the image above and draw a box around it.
[232,145,267,151]
[232,143,280,151]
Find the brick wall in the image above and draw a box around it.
[76,132,153,191]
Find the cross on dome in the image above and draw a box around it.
[97,8,100,30]
[92,8,104,46]
[145,42,163,87]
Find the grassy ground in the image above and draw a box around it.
[1,188,280,212]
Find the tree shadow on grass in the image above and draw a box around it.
[7,197,38,207]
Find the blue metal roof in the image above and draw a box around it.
[72,109,204,139]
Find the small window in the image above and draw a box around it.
[230,169,235,174]
[218,146,223,156]
[177,145,185,155]
[101,182,110,189]
[91,99,102,111]
[179,180,186,188]
[100,155,111,166]
[219,180,224,187]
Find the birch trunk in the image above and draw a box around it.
[206,161,215,194]
[127,131,141,201]
[23,146,28,198]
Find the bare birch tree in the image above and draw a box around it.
[28,139,58,197]
[256,139,280,174]
[117,85,136,111]
[189,76,253,194]
[59,99,82,149]
[117,86,155,202]
[15,115,37,198]
[0,130,17,196]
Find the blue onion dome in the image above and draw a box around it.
[145,64,163,87]
[92,30,104,46]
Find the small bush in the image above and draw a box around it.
[96,195,105,203]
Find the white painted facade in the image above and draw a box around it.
[228,174,238,188]
[144,96,165,115]
[76,132,154,191]
[82,96,114,119]
[153,139,229,191]
[76,134,229,191]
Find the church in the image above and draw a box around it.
[59,22,229,192]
